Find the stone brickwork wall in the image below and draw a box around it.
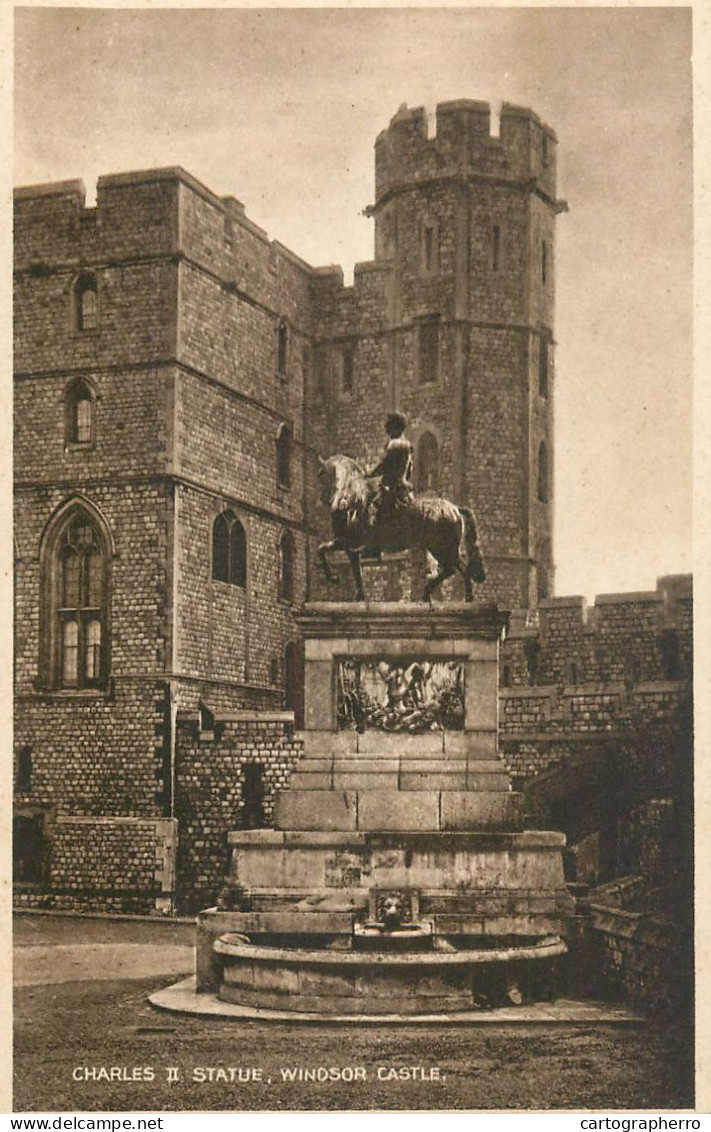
[499,576,692,782]
[585,903,691,1014]
[174,713,303,911]
[584,843,692,1016]
[13,166,312,909]
[13,816,177,914]
[14,682,167,818]
[14,179,178,375]
[173,484,304,694]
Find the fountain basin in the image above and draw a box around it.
[214,933,567,1015]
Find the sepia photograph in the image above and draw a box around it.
[11,4,695,1115]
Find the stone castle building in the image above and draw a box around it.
[13,102,692,929]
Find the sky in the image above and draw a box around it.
[13,6,694,601]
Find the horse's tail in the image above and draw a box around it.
[460,507,486,583]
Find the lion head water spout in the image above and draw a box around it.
[353,890,435,952]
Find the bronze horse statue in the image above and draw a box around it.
[317,454,486,602]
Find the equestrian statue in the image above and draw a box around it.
[317,412,486,603]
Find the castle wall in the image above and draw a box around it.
[12,815,177,915]
[174,713,302,912]
[14,179,178,376]
[173,484,305,691]
[499,577,692,784]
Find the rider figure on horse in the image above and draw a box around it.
[364,413,414,561]
[368,411,414,522]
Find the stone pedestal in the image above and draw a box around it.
[278,603,518,832]
[197,603,574,1014]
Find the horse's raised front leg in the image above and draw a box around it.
[346,549,366,602]
[317,539,341,584]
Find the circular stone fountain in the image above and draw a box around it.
[194,604,574,1020]
[214,930,567,1015]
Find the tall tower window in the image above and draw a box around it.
[13,813,45,885]
[422,222,439,275]
[418,317,440,385]
[65,378,95,446]
[278,530,296,603]
[524,641,540,686]
[539,336,549,398]
[537,441,549,503]
[537,538,552,601]
[283,639,304,726]
[17,747,32,793]
[74,274,98,332]
[283,641,295,711]
[212,511,247,588]
[276,320,288,380]
[542,134,550,169]
[241,764,265,829]
[223,214,234,250]
[492,225,501,271]
[541,241,549,285]
[415,432,439,493]
[660,629,681,680]
[342,344,355,393]
[276,424,292,489]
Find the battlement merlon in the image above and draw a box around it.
[371,100,566,213]
[505,575,693,643]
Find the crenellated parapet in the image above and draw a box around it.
[498,576,692,785]
[373,100,563,212]
[502,575,692,691]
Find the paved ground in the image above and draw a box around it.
[13,913,696,1113]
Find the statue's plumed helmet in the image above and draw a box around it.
[385,412,407,437]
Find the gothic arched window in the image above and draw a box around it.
[415,432,439,493]
[65,378,95,446]
[212,511,247,587]
[42,505,109,690]
[537,441,549,503]
[278,530,296,603]
[74,274,98,332]
[276,424,292,489]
